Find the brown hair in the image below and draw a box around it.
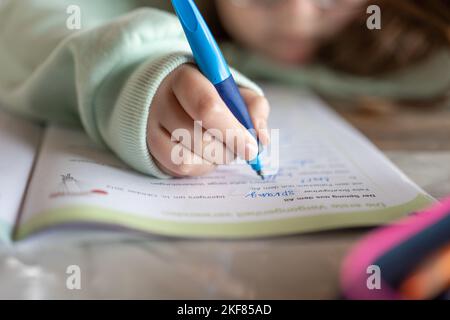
[317,0,450,76]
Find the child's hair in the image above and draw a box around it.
[317,0,450,76]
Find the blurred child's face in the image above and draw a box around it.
[216,0,368,64]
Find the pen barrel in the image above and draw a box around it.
[172,0,230,84]
[214,76,257,140]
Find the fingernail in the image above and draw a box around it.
[245,141,259,161]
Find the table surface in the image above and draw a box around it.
[1,98,449,299]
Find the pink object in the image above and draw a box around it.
[341,197,450,299]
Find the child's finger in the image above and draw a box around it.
[148,125,217,177]
[158,93,236,165]
[171,65,259,161]
[240,88,271,146]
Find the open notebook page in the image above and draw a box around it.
[0,110,42,241]
[16,86,433,239]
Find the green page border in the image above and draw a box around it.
[15,194,434,240]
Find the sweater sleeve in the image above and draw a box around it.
[0,0,263,178]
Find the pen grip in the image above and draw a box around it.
[214,76,257,140]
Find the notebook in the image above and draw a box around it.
[0,85,434,242]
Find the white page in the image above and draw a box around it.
[18,86,432,238]
[0,110,42,241]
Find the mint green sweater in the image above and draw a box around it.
[1,0,449,178]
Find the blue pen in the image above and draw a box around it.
[171,0,265,179]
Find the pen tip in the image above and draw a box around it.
[257,170,265,180]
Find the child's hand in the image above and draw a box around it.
[147,64,270,177]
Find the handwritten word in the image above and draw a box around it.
[245,189,295,199]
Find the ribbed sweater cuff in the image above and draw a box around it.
[113,52,193,179]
